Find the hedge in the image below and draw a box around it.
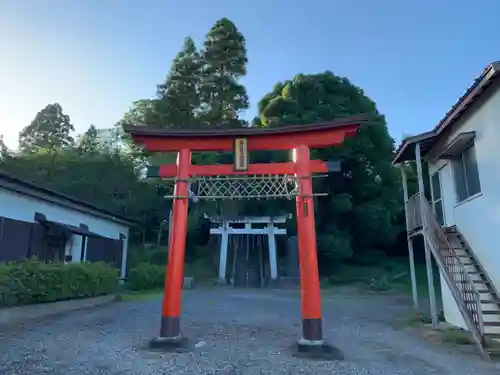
[0,259,119,307]
[127,258,214,291]
[127,262,165,291]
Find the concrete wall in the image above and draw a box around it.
[428,86,500,331]
[0,188,129,277]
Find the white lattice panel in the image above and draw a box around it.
[194,175,299,200]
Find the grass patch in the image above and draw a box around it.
[438,329,474,345]
[325,257,441,299]
[119,289,163,302]
[393,260,440,299]
[395,312,473,348]
[395,312,432,328]
[418,325,474,346]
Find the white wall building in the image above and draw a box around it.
[0,171,133,279]
[393,61,500,359]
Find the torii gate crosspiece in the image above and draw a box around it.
[124,115,366,358]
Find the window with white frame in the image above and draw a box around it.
[452,143,481,203]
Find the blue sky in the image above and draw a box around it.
[1,1,499,149]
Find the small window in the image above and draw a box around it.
[452,143,481,203]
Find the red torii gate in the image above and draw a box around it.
[125,115,365,358]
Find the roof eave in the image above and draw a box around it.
[122,115,370,138]
[0,171,136,226]
[392,131,436,165]
[434,62,500,135]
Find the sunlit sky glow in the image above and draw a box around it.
[1,0,499,149]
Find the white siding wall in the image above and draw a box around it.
[428,87,500,330]
[428,160,466,329]
[0,188,129,277]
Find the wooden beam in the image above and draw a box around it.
[148,160,329,178]
[205,214,292,224]
[133,125,359,152]
[210,228,287,235]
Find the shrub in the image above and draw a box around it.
[184,257,214,280]
[127,262,165,291]
[0,259,119,308]
[149,247,169,265]
[127,245,168,269]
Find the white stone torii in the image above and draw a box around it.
[206,214,290,282]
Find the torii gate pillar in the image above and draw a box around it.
[160,148,191,339]
[295,144,323,343]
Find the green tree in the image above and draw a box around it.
[0,135,9,160]
[77,124,101,153]
[199,17,249,128]
[153,37,202,128]
[257,71,403,263]
[115,99,157,160]
[19,103,75,153]
[116,19,253,246]
[121,99,156,126]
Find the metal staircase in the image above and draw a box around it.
[443,226,500,356]
[406,192,500,359]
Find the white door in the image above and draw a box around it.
[431,170,446,227]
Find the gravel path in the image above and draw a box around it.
[0,288,498,375]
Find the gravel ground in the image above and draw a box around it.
[0,287,499,375]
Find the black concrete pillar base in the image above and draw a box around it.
[302,318,323,341]
[148,336,189,352]
[159,316,180,338]
[292,340,344,361]
[147,316,189,352]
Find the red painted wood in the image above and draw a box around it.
[133,125,358,152]
[162,149,190,322]
[157,160,329,177]
[294,145,322,328]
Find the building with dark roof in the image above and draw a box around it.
[0,171,133,279]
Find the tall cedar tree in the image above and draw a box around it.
[0,135,8,160]
[78,124,101,153]
[153,37,202,128]
[19,103,75,153]
[200,18,249,128]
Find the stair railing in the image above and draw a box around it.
[451,227,500,307]
[416,193,487,357]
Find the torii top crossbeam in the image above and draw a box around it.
[124,115,366,152]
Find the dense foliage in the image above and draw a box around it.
[19,103,75,153]
[127,262,165,291]
[0,17,415,275]
[255,72,403,262]
[0,260,118,307]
